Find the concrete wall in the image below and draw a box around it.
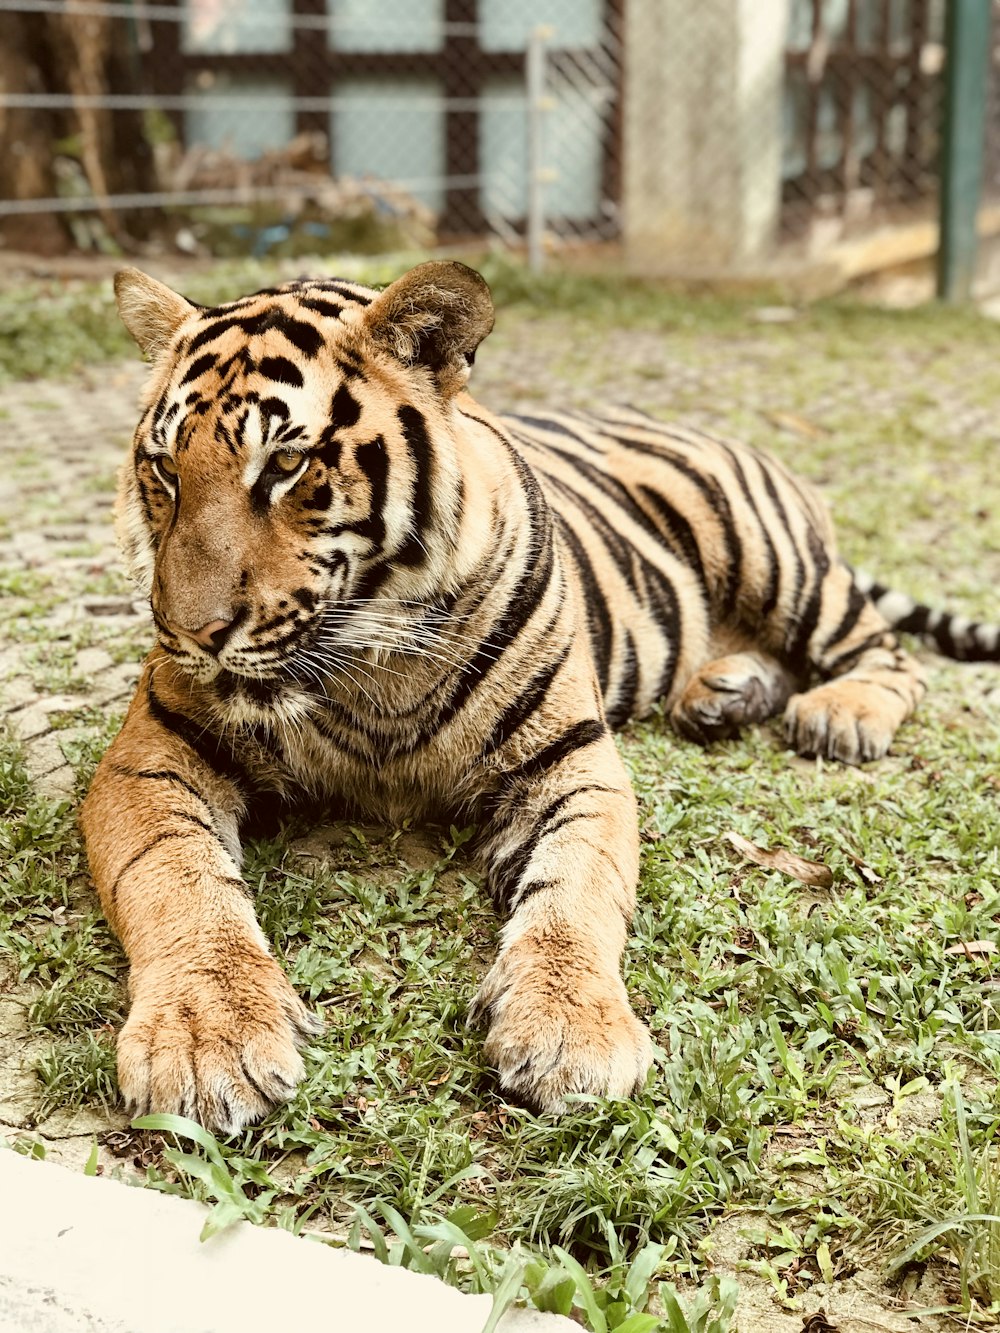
[623,0,790,273]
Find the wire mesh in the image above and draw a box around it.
[781,0,946,246]
[0,0,967,271]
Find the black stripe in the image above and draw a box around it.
[488,785,611,910]
[214,418,238,457]
[267,313,324,358]
[180,353,217,386]
[504,717,608,786]
[488,788,583,906]
[355,436,389,548]
[147,683,251,790]
[787,528,830,674]
[887,603,931,636]
[325,436,389,549]
[395,405,434,567]
[539,810,601,840]
[759,466,806,625]
[173,809,230,853]
[109,830,204,906]
[619,434,743,615]
[258,355,304,387]
[511,878,554,907]
[298,297,344,319]
[713,441,780,621]
[420,451,555,740]
[633,557,682,700]
[556,518,613,695]
[331,383,361,429]
[349,559,392,602]
[482,643,571,755]
[522,435,699,591]
[508,413,606,455]
[318,281,372,306]
[240,1056,273,1103]
[110,764,210,807]
[188,309,323,359]
[427,533,554,734]
[607,629,639,728]
[823,629,894,676]
[820,580,869,658]
[635,483,706,588]
[531,451,643,581]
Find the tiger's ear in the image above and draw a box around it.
[362,261,494,394]
[114,268,196,359]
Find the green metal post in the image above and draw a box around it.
[937,0,993,302]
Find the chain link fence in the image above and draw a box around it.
[0,0,987,276]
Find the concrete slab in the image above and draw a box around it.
[0,1149,572,1333]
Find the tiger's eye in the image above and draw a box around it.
[270,450,302,475]
[156,455,179,479]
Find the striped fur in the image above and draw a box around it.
[81,261,998,1131]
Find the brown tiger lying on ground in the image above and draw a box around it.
[81,261,1000,1134]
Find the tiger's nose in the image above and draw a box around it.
[188,618,235,654]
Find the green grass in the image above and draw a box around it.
[10,248,987,386]
[2,265,1000,1327]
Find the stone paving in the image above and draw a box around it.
[0,363,149,795]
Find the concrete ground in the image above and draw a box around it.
[0,1149,571,1332]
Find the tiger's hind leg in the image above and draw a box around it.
[671,652,796,745]
[784,564,926,764]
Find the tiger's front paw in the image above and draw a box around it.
[119,945,323,1134]
[785,680,897,765]
[472,948,653,1113]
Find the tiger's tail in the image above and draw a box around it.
[854,569,1000,662]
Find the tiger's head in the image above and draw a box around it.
[114,261,495,693]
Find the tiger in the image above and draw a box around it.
[81,260,1000,1134]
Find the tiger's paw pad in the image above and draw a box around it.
[119,951,323,1135]
[672,655,791,745]
[473,958,653,1113]
[784,682,896,765]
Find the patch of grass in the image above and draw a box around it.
[0,732,79,928]
[28,972,124,1036]
[0,727,125,1123]
[0,253,426,383]
[888,1084,1000,1312]
[33,1031,119,1119]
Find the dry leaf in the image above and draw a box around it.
[725,832,834,889]
[764,410,829,440]
[801,1312,839,1333]
[845,851,882,887]
[944,940,997,958]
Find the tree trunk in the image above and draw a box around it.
[0,15,67,252]
[0,9,158,253]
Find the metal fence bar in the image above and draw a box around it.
[937,0,993,301]
[0,94,519,112]
[0,178,492,216]
[526,25,552,274]
[0,0,480,35]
